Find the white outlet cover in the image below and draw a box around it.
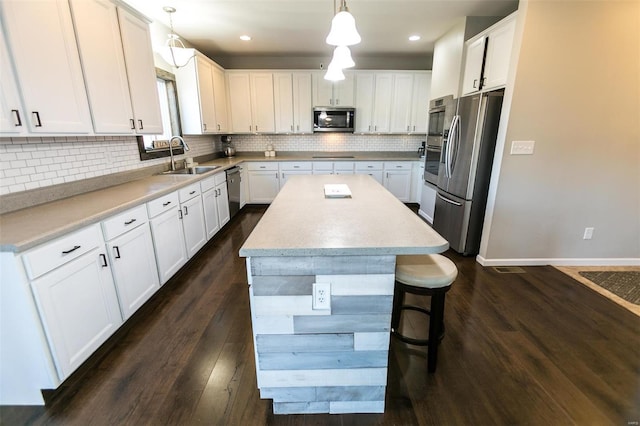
[511,140,535,155]
[312,282,331,310]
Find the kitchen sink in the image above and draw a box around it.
[161,166,220,175]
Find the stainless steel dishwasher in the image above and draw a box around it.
[226,166,241,219]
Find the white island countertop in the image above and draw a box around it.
[239,174,448,257]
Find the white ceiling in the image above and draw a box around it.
[124,0,518,67]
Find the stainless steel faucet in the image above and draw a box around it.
[168,136,190,171]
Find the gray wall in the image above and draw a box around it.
[480,0,640,264]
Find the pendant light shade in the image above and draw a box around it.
[329,46,355,69]
[324,63,345,81]
[325,1,361,46]
[158,6,195,68]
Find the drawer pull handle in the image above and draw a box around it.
[124,218,136,225]
[162,201,172,207]
[130,119,135,129]
[114,246,121,259]
[62,245,81,255]
[183,206,188,215]
[32,111,42,127]
[138,119,143,130]
[100,254,108,267]
[11,109,22,127]
[189,190,196,195]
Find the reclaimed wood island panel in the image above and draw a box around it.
[239,174,448,414]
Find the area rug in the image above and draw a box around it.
[555,266,640,317]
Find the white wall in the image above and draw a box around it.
[479,0,640,265]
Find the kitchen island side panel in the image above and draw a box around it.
[246,255,395,414]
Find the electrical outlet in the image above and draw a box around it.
[583,227,594,240]
[510,140,535,155]
[313,282,331,310]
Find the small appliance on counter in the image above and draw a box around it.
[221,135,236,157]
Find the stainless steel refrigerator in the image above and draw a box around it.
[432,89,504,255]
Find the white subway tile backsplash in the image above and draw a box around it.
[0,133,423,195]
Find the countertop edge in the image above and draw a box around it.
[239,243,450,258]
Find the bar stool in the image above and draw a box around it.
[391,254,458,373]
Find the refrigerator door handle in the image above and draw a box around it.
[437,192,462,206]
[447,115,460,178]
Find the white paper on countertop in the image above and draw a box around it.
[324,184,352,198]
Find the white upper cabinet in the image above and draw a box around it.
[371,73,393,133]
[226,71,275,133]
[117,6,163,134]
[69,0,134,134]
[312,71,354,107]
[482,16,516,90]
[389,73,414,133]
[175,53,228,134]
[354,73,375,133]
[461,36,487,95]
[0,30,26,135]
[0,0,92,134]
[354,72,393,133]
[430,19,466,100]
[461,13,517,95]
[410,72,431,134]
[273,72,313,133]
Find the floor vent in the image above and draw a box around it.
[493,266,527,274]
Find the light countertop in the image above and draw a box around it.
[0,152,423,253]
[239,174,448,257]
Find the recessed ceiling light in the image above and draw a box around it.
[240,35,251,41]
[408,35,421,41]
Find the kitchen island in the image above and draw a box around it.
[239,174,448,414]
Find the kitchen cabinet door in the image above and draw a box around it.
[372,73,393,133]
[250,73,276,133]
[312,71,354,107]
[292,72,313,133]
[482,17,516,90]
[248,171,280,203]
[117,6,163,134]
[0,30,26,135]
[107,223,159,320]
[333,72,355,107]
[197,58,217,133]
[69,0,135,134]
[1,0,92,134]
[410,72,431,134]
[227,73,253,133]
[354,73,375,133]
[149,207,188,284]
[390,73,414,133]
[216,181,231,228]
[384,170,412,202]
[239,165,248,208]
[180,195,207,258]
[280,170,312,187]
[212,65,229,132]
[461,36,487,95]
[31,249,122,380]
[273,73,295,133]
[202,188,221,240]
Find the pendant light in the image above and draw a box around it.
[329,45,355,69]
[158,6,195,68]
[325,0,361,46]
[324,63,345,81]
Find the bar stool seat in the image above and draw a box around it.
[392,254,458,373]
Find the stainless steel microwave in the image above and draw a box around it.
[313,107,355,133]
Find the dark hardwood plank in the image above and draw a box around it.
[2,205,639,426]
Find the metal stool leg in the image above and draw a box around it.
[427,291,446,373]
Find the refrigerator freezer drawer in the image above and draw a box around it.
[433,191,473,255]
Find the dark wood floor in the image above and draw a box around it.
[2,205,639,425]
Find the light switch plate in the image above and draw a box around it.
[511,140,535,155]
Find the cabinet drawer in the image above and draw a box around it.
[334,161,355,171]
[384,161,412,170]
[214,171,227,186]
[101,204,148,241]
[147,191,179,218]
[22,224,103,280]
[312,161,333,171]
[280,161,311,171]
[178,183,201,203]
[247,162,278,171]
[355,161,383,171]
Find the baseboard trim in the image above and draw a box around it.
[475,256,640,267]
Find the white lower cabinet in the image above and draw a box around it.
[104,226,159,320]
[239,165,248,208]
[201,172,230,240]
[178,183,207,258]
[355,162,384,184]
[247,162,280,203]
[280,162,312,186]
[25,225,122,381]
[383,162,412,202]
[148,192,188,285]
